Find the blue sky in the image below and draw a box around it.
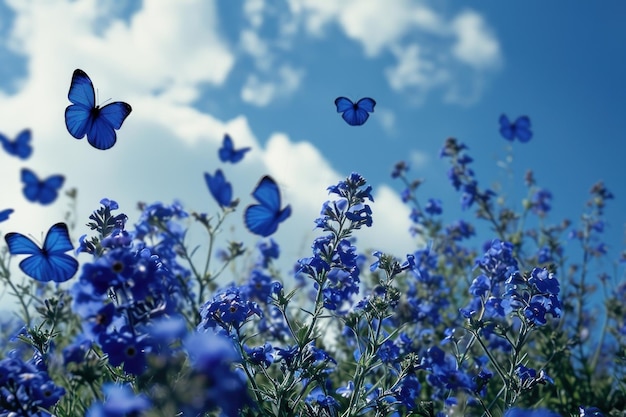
[0,1,624,276]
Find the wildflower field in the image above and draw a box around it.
[1,110,624,416]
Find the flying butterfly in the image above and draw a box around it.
[205,169,234,208]
[4,222,79,282]
[65,69,132,150]
[244,176,291,237]
[218,133,251,163]
[0,129,32,159]
[21,168,64,205]
[499,114,532,143]
[335,97,376,126]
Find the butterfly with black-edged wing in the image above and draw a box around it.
[244,176,291,237]
[4,222,79,282]
[65,69,132,150]
[21,168,64,205]
[499,114,532,143]
[0,129,32,159]
[335,97,376,126]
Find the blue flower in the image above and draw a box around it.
[504,407,560,417]
[100,327,150,376]
[0,357,65,414]
[530,188,552,216]
[197,286,263,332]
[579,406,605,417]
[184,331,249,417]
[425,198,443,215]
[391,161,409,178]
[244,343,274,367]
[86,383,151,417]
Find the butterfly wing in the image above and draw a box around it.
[40,223,79,282]
[356,97,376,112]
[86,102,132,150]
[205,169,233,208]
[5,232,41,255]
[514,116,532,142]
[21,168,42,203]
[0,208,13,223]
[65,69,96,140]
[251,176,282,210]
[245,205,279,237]
[499,114,514,141]
[244,176,291,237]
[335,97,354,113]
[14,129,33,159]
[37,175,65,205]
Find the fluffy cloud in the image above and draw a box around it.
[451,10,501,70]
[240,64,304,107]
[286,0,501,102]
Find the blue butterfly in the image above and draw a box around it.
[65,69,132,150]
[244,176,291,237]
[499,114,532,142]
[0,129,32,159]
[219,133,251,163]
[335,97,376,126]
[4,222,79,282]
[205,169,234,208]
[21,168,64,205]
[0,208,13,223]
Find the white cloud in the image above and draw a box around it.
[385,43,449,95]
[359,185,420,256]
[286,0,501,103]
[451,10,501,69]
[240,29,271,70]
[4,0,235,107]
[238,3,305,107]
[240,64,304,107]
[409,150,429,169]
[243,0,265,29]
[375,107,396,134]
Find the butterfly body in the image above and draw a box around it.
[65,69,132,150]
[335,97,376,126]
[0,129,32,159]
[218,134,250,163]
[4,223,78,282]
[21,168,64,205]
[499,114,532,142]
[244,176,291,237]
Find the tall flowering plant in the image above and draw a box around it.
[0,116,624,417]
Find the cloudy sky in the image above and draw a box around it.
[0,1,624,277]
